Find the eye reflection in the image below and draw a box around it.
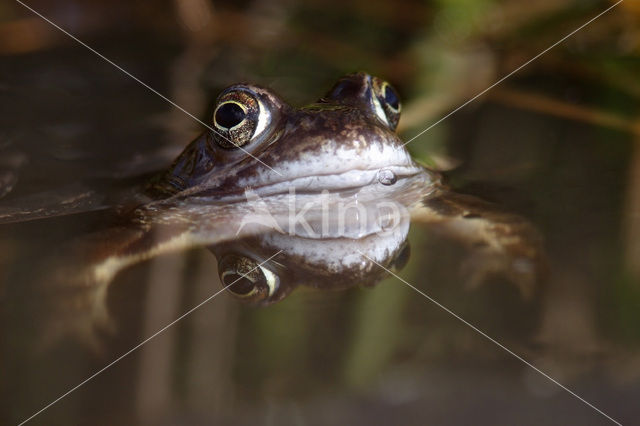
[221,271,256,295]
[217,254,280,301]
[210,214,411,304]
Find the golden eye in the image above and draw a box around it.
[212,88,270,148]
[381,82,400,113]
[372,78,402,130]
[214,101,247,130]
[218,254,279,302]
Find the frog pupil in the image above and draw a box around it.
[216,103,246,129]
[384,86,399,110]
[223,273,255,295]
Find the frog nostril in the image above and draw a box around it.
[215,102,246,129]
[377,168,397,185]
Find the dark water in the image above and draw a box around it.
[2,1,639,425]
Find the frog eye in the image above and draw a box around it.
[212,89,270,149]
[218,254,279,302]
[372,79,402,130]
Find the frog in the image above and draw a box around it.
[8,72,544,342]
[131,72,434,304]
[136,71,542,302]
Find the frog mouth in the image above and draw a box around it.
[244,164,426,197]
[133,163,432,246]
[170,163,429,207]
[206,164,428,240]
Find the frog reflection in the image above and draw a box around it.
[5,73,543,340]
[210,210,411,305]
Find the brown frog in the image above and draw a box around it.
[5,73,544,341]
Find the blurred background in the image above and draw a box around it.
[1,0,639,424]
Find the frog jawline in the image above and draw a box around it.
[185,164,427,204]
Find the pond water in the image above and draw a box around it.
[1,1,639,425]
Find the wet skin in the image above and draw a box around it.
[136,72,432,304]
[138,72,541,304]
[23,73,543,340]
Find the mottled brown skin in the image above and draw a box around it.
[145,73,410,201]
